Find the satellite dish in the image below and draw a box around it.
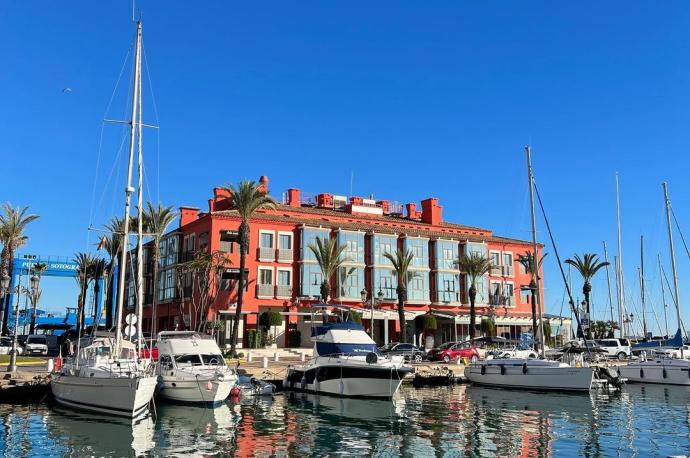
[125,325,137,337]
[125,313,138,325]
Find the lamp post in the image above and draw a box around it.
[7,274,38,373]
[360,288,385,340]
[624,313,634,338]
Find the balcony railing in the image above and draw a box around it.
[436,291,460,303]
[277,248,293,262]
[490,266,502,276]
[258,247,275,262]
[256,284,274,298]
[276,285,292,298]
[490,294,514,306]
[504,266,514,276]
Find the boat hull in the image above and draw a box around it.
[50,374,157,418]
[284,364,412,398]
[618,359,690,385]
[157,375,235,405]
[464,360,594,392]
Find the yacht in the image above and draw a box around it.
[464,358,594,391]
[51,333,157,417]
[284,322,412,398]
[155,331,237,405]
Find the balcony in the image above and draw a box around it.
[504,266,514,276]
[276,285,292,298]
[277,248,293,263]
[258,247,275,262]
[256,284,274,298]
[490,266,502,276]
[436,291,460,303]
[490,294,514,306]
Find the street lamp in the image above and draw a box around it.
[7,274,37,373]
[361,288,384,340]
[29,274,40,335]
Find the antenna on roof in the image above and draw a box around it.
[350,171,354,197]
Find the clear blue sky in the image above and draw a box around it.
[2,1,690,334]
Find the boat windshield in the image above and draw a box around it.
[316,342,379,356]
[175,354,225,366]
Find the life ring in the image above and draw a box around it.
[522,363,528,375]
[480,365,486,375]
[500,365,506,375]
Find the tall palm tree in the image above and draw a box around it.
[383,249,415,343]
[100,217,125,330]
[28,262,47,334]
[308,236,353,302]
[143,202,177,336]
[565,253,609,340]
[90,258,106,326]
[0,204,39,333]
[455,252,493,340]
[225,180,276,356]
[74,252,97,334]
[518,250,547,350]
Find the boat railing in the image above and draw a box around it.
[307,352,401,366]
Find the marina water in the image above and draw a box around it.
[1,384,689,457]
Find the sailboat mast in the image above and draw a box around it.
[662,182,682,358]
[615,173,625,338]
[135,26,145,358]
[525,145,545,357]
[603,241,615,322]
[658,253,669,337]
[640,235,647,337]
[115,21,143,354]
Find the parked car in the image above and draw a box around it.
[378,342,426,362]
[427,341,480,363]
[23,335,49,356]
[0,337,22,355]
[595,338,632,360]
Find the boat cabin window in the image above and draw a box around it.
[175,354,202,365]
[159,355,173,370]
[120,347,136,360]
[201,354,225,366]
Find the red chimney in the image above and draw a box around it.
[350,196,363,205]
[258,175,269,195]
[179,207,199,227]
[377,200,390,214]
[421,198,443,225]
[406,203,420,219]
[316,193,333,207]
[287,188,301,207]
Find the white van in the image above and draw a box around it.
[596,338,632,360]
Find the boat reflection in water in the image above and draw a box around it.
[286,391,405,424]
[156,403,239,455]
[47,405,155,456]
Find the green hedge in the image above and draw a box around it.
[481,318,494,336]
[259,310,282,328]
[247,329,266,349]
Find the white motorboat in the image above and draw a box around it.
[618,357,690,386]
[464,358,594,392]
[283,322,413,398]
[155,331,237,405]
[51,334,157,418]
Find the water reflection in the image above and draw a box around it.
[0,385,689,456]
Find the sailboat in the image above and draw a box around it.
[50,21,157,417]
[618,182,690,385]
[464,146,594,392]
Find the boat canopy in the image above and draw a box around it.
[157,332,222,356]
[633,328,683,350]
[311,323,378,356]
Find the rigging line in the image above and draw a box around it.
[532,182,590,354]
[95,127,131,211]
[87,46,133,248]
[142,43,161,204]
[670,206,690,263]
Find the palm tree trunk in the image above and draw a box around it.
[29,301,37,335]
[397,286,407,343]
[2,252,15,334]
[584,289,592,340]
[150,248,159,337]
[230,222,249,356]
[530,292,538,351]
[469,285,477,340]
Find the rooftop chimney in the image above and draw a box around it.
[316,193,333,208]
[209,187,232,211]
[287,188,301,207]
[179,207,200,227]
[258,175,269,195]
[406,203,421,220]
[421,198,443,225]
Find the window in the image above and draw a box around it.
[259,269,273,285]
[503,252,513,267]
[260,232,274,248]
[345,240,358,260]
[278,270,291,286]
[490,252,500,266]
[279,233,292,249]
[338,267,364,298]
[198,233,209,252]
[337,231,365,264]
[220,231,237,253]
[301,228,331,262]
[373,235,397,266]
[310,271,322,286]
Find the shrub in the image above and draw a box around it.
[415,314,437,332]
[347,311,362,325]
[288,330,301,348]
[259,310,283,328]
[480,318,494,336]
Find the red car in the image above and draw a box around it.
[427,341,480,363]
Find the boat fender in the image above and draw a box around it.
[639,369,644,379]
[522,363,528,375]
[366,352,378,364]
[500,365,506,375]
[230,386,241,398]
[480,365,486,375]
[663,368,667,379]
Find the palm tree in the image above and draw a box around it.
[308,236,353,302]
[518,250,547,350]
[74,252,97,334]
[90,258,106,326]
[28,262,47,334]
[143,202,177,336]
[455,252,493,340]
[225,180,276,356]
[383,249,415,343]
[100,217,125,330]
[0,204,39,333]
[565,253,609,340]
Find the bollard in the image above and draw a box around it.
[456,357,462,366]
[274,352,279,362]
[247,352,253,363]
[262,356,268,369]
[300,352,306,362]
[47,358,54,372]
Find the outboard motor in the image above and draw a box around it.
[595,366,625,390]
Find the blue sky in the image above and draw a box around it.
[2,2,690,334]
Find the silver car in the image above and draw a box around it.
[596,338,632,360]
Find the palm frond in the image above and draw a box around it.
[224,180,277,222]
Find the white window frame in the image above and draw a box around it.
[278,231,293,250]
[503,251,514,277]
[276,267,292,286]
[259,230,275,249]
[257,267,274,285]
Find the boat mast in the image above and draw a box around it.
[115,21,143,356]
[615,173,625,338]
[639,236,647,338]
[658,253,669,337]
[662,182,683,358]
[525,145,545,357]
[603,241,615,322]
[135,23,145,358]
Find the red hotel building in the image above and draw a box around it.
[130,176,546,348]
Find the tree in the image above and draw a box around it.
[74,252,98,334]
[605,320,619,338]
[90,258,106,325]
[0,204,39,333]
[518,250,547,350]
[456,252,493,340]
[480,318,494,337]
[28,263,47,334]
[142,202,177,336]
[101,217,125,330]
[565,253,609,340]
[308,236,353,302]
[384,249,415,343]
[224,180,276,356]
[179,250,231,333]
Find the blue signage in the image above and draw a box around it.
[13,258,79,278]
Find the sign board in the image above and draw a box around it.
[125,313,138,325]
[125,325,137,337]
